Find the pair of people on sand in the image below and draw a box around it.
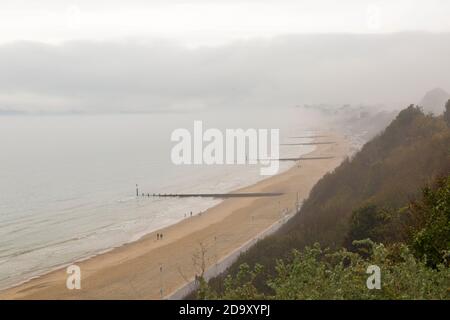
[156,233,164,240]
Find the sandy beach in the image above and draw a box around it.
[0,132,350,300]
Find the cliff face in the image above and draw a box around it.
[200,103,450,299]
[205,103,450,295]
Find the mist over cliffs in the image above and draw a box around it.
[420,88,450,115]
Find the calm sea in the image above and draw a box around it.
[0,107,315,289]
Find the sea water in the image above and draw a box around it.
[0,107,315,289]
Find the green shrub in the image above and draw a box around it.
[411,176,450,267]
[199,241,450,300]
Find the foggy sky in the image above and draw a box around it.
[1,33,450,114]
[2,1,450,45]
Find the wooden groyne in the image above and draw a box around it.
[281,142,336,146]
[257,156,335,161]
[149,192,283,199]
[288,135,327,138]
[277,156,335,161]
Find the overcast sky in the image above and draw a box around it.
[0,1,449,113]
[1,0,450,45]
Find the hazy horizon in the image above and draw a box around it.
[1,1,450,115]
[1,32,449,115]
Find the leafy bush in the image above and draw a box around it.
[345,204,387,249]
[411,176,450,267]
[198,241,450,300]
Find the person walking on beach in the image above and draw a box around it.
[157,233,160,240]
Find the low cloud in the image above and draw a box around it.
[0,33,449,114]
